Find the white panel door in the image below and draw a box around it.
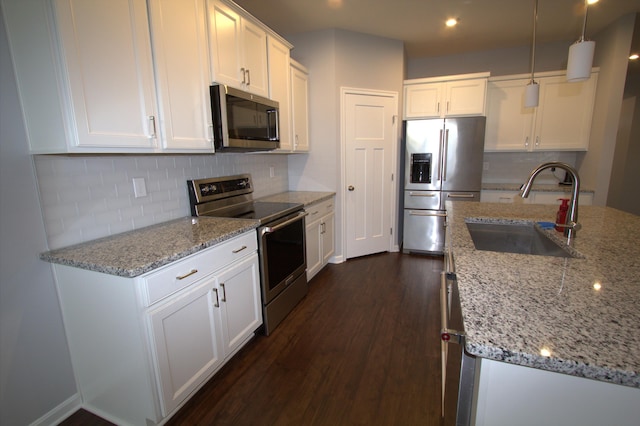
[208,1,243,87]
[344,90,397,259]
[241,19,269,97]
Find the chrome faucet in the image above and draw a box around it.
[520,162,581,244]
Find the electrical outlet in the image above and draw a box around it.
[132,177,147,198]
[269,166,275,178]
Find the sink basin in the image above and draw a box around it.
[466,220,575,258]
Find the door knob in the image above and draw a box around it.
[348,185,354,191]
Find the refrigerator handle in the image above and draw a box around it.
[437,129,444,182]
[442,129,450,182]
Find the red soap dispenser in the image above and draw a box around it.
[555,198,570,232]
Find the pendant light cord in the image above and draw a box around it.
[529,0,538,84]
[579,0,589,42]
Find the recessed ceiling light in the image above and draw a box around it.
[446,18,458,27]
[630,54,639,60]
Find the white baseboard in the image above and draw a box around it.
[30,393,81,426]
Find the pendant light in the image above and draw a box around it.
[525,0,539,108]
[566,0,596,82]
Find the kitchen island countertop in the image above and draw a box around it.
[40,216,259,278]
[446,201,640,388]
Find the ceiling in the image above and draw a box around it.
[233,0,640,58]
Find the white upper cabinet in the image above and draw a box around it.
[208,0,269,97]
[290,60,310,152]
[267,36,293,151]
[404,73,489,119]
[4,0,159,152]
[3,0,216,153]
[484,70,598,152]
[148,0,213,151]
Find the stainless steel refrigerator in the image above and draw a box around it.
[402,117,485,254]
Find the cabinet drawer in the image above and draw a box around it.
[142,232,257,306]
[305,198,334,220]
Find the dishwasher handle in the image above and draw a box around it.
[440,271,465,345]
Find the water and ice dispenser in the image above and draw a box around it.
[410,153,432,184]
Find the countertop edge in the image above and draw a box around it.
[40,218,259,278]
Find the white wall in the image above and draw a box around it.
[407,40,571,79]
[578,13,635,205]
[287,28,405,259]
[1,12,78,425]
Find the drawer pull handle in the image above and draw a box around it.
[176,269,198,280]
[232,245,248,254]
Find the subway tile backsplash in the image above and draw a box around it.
[481,151,580,184]
[35,154,288,250]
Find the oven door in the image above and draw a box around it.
[441,252,476,426]
[258,210,307,304]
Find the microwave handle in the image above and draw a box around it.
[268,109,279,141]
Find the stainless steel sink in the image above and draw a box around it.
[466,220,576,258]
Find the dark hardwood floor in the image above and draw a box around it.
[62,252,444,425]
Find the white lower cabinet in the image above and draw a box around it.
[305,198,335,281]
[472,358,640,426]
[149,252,260,416]
[53,231,261,425]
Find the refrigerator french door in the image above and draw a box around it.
[402,117,485,254]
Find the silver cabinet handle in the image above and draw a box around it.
[246,69,251,86]
[535,136,540,147]
[148,116,157,138]
[212,288,219,308]
[176,269,197,280]
[525,136,530,148]
[232,245,247,254]
[240,67,246,84]
[348,185,355,191]
[219,283,226,302]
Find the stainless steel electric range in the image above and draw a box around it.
[187,174,308,335]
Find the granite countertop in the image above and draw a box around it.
[446,201,639,388]
[482,182,595,193]
[258,191,335,206]
[40,216,259,278]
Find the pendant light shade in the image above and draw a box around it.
[525,81,540,108]
[525,0,539,108]
[567,40,595,81]
[566,0,595,82]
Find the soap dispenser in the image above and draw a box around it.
[555,198,570,232]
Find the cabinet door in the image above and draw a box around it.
[484,79,535,151]
[290,62,310,152]
[149,276,223,415]
[321,213,335,265]
[305,217,322,281]
[208,1,243,88]
[149,0,212,151]
[268,37,292,151]
[216,253,262,355]
[445,79,487,116]
[404,84,443,119]
[54,0,158,149]
[480,190,522,203]
[534,75,597,151]
[241,19,269,97]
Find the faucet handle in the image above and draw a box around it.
[554,221,582,231]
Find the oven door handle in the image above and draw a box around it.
[261,211,308,235]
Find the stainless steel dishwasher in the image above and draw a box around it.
[441,248,477,426]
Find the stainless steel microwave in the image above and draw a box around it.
[210,84,280,152]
